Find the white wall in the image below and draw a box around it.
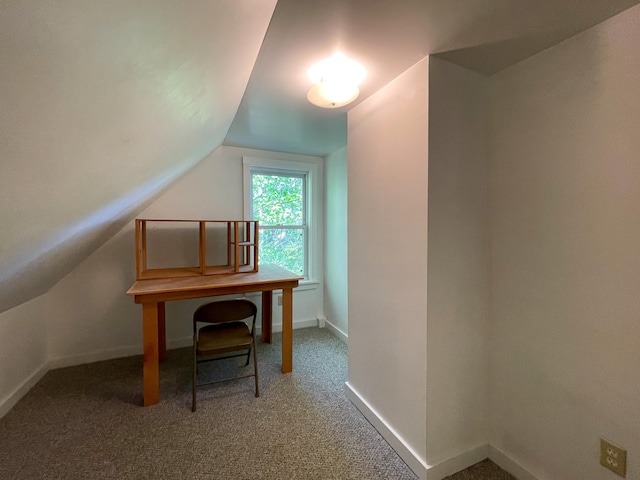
[489,5,640,480]
[147,145,324,341]
[0,1,276,314]
[426,57,490,476]
[323,147,348,341]
[45,227,142,365]
[45,146,324,364]
[347,57,429,477]
[1,145,324,416]
[0,295,49,418]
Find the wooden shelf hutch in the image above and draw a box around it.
[134,219,259,280]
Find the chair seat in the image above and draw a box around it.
[192,299,259,411]
[197,322,252,356]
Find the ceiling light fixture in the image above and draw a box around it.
[307,52,366,108]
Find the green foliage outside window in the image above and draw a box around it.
[252,173,306,275]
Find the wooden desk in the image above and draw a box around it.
[127,264,302,406]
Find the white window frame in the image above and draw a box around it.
[250,168,309,277]
[243,156,323,284]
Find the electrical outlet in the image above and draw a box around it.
[600,438,627,477]
[278,295,282,306]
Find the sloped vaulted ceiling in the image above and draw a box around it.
[2,0,639,314]
[0,0,277,313]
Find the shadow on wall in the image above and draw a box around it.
[0,164,196,314]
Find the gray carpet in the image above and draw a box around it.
[0,327,514,480]
[444,459,516,480]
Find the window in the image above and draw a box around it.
[250,169,307,276]
[243,156,322,282]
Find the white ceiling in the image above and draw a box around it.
[1,0,639,313]
[225,0,640,156]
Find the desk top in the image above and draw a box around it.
[127,264,303,303]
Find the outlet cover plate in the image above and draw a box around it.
[600,438,627,477]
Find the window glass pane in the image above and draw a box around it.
[252,173,304,226]
[259,228,304,275]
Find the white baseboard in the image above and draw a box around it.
[0,363,48,419]
[255,317,319,334]
[48,345,143,370]
[426,444,489,480]
[47,317,322,369]
[489,445,539,480]
[44,317,321,371]
[167,336,192,349]
[1,316,321,418]
[318,315,348,344]
[344,382,525,480]
[49,317,321,370]
[345,382,428,480]
[168,317,321,350]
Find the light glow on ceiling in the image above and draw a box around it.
[307,52,366,108]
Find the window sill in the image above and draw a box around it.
[296,279,320,291]
[244,280,319,299]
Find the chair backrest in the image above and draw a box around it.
[193,299,257,327]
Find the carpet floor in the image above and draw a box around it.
[0,327,514,479]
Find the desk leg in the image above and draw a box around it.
[142,302,160,406]
[281,287,293,373]
[261,290,272,343]
[158,302,167,362]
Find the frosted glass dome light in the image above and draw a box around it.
[307,53,366,108]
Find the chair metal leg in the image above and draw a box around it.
[252,339,259,397]
[192,338,197,412]
[245,347,251,366]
